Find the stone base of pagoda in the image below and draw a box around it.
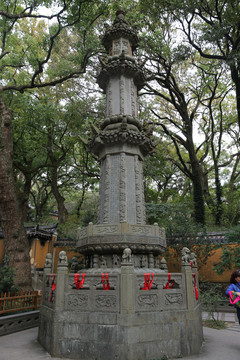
[38,262,203,360]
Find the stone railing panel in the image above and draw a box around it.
[64,273,120,313]
[135,273,187,312]
[0,311,39,336]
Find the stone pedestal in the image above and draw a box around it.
[77,222,166,269]
[38,256,203,360]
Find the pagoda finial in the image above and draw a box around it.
[116,7,126,16]
[101,8,139,53]
[115,8,127,21]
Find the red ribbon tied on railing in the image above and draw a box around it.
[49,274,56,303]
[142,273,154,290]
[74,273,85,289]
[192,273,199,300]
[102,273,110,290]
[164,273,174,289]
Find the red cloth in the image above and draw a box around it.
[164,273,174,289]
[142,273,154,290]
[74,273,85,289]
[49,274,56,302]
[102,273,110,290]
[192,273,199,300]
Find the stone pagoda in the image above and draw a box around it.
[77,8,166,269]
[38,10,203,360]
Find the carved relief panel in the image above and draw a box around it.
[137,293,158,309]
[65,294,89,311]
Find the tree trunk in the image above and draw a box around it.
[230,63,240,134]
[187,140,205,224]
[214,163,222,226]
[49,166,68,224]
[191,173,205,225]
[0,91,32,290]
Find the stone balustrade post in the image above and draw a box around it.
[121,249,135,314]
[182,262,194,311]
[181,247,194,312]
[54,251,68,311]
[43,253,52,275]
[43,253,52,293]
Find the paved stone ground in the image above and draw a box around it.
[0,324,239,360]
[180,324,240,360]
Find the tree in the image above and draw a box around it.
[141,0,240,133]
[0,0,109,289]
[127,2,240,226]
[192,60,240,226]
[137,25,207,223]
[143,141,187,204]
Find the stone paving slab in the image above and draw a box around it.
[179,324,240,360]
[226,324,240,333]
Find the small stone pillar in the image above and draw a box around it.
[148,253,154,268]
[160,257,168,272]
[93,254,99,268]
[121,248,135,314]
[55,251,68,310]
[43,253,52,275]
[181,247,194,311]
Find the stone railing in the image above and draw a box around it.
[0,310,39,336]
[41,268,199,314]
[38,248,203,360]
[167,232,227,245]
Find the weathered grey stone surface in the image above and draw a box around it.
[38,263,203,359]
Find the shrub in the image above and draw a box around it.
[0,255,17,293]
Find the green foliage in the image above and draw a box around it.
[213,225,240,275]
[2,1,240,239]
[203,319,227,330]
[146,202,216,270]
[0,0,110,90]
[143,140,189,204]
[146,201,195,233]
[222,188,240,227]
[57,216,79,241]
[0,255,18,293]
[200,282,228,329]
[56,191,98,240]
[224,225,240,243]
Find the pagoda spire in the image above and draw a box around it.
[78,9,165,262]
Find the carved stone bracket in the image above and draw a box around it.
[100,115,142,131]
[88,127,155,157]
[97,55,146,92]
